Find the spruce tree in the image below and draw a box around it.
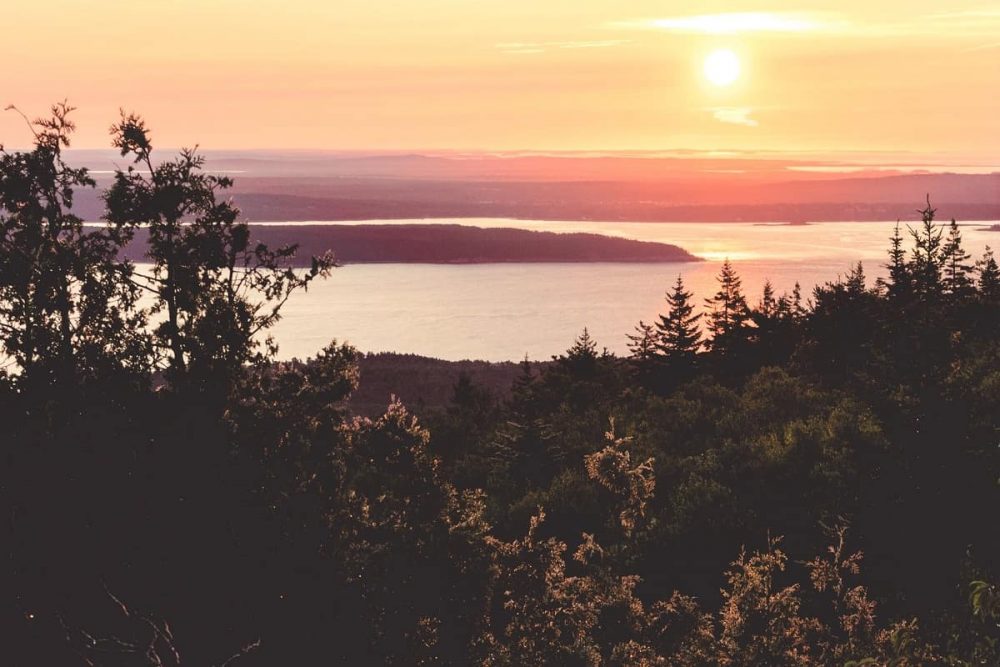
[977,246,1000,302]
[705,259,751,353]
[752,279,780,344]
[655,275,702,361]
[845,262,866,295]
[942,219,974,298]
[776,282,808,322]
[758,279,777,318]
[560,327,602,378]
[626,320,659,363]
[791,282,807,319]
[568,327,598,360]
[908,198,944,297]
[884,221,911,299]
[512,354,535,396]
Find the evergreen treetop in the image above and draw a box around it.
[656,274,701,360]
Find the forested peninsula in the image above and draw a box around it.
[119,223,700,264]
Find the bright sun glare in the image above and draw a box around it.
[704,49,741,87]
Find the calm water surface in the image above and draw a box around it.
[265,219,999,362]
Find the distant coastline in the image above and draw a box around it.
[66,165,1000,225]
[121,223,701,265]
[752,221,811,227]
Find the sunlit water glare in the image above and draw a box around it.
[244,219,999,362]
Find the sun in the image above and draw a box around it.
[703,49,741,87]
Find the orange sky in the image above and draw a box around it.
[2,1,998,158]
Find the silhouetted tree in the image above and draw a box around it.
[908,198,945,298]
[626,320,658,363]
[845,261,867,295]
[942,219,974,298]
[656,275,702,364]
[560,327,602,379]
[977,246,1000,302]
[0,103,147,392]
[704,259,751,356]
[758,279,777,317]
[751,278,794,365]
[104,112,335,393]
[883,221,912,299]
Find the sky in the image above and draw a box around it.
[1,1,999,159]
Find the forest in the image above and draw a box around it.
[3,105,1000,665]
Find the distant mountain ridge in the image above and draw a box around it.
[60,151,999,224]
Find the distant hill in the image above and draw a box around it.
[348,352,538,416]
[63,151,1000,224]
[121,223,700,265]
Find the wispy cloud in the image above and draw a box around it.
[613,8,1000,38]
[925,8,1000,21]
[614,12,833,35]
[711,107,758,128]
[497,39,629,55]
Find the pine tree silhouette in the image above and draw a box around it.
[884,221,912,299]
[977,246,1000,302]
[656,274,702,362]
[908,198,945,298]
[705,259,751,354]
[626,320,659,362]
[942,219,974,297]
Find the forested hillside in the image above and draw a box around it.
[119,224,700,265]
[4,107,1000,665]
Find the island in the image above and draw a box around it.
[122,223,701,265]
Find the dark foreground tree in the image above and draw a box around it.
[656,275,701,365]
[704,259,752,358]
[104,112,335,393]
[908,197,945,298]
[0,103,147,393]
[942,218,974,298]
[977,246,1000,303]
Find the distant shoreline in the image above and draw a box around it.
[120,223,701,266]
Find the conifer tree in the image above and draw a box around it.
[705,259,751,353]
[568,327,598,360]
[558,327,602,378]
[758,279,777,318]
[908,198,944,297]
[500,354,556,484]
[884,221,912,299]
[791,282,807,319]
[775,282,808,322]
[845,262,866,294]
[508,355,542,433]
[751,279,781,347]
[626,320,659,362]
[977,246,1000,302]
[512,354,535,396]
[942,219,974,297]
[655,275,702,361]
